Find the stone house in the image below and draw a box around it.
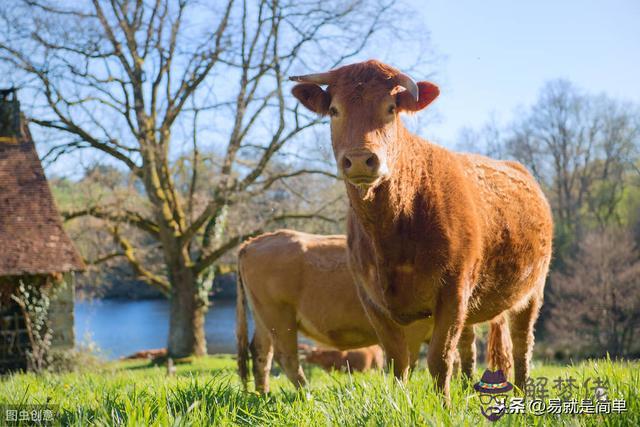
[0,89,85,372]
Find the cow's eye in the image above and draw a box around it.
[388,104,396,114]
[329,106,339,117]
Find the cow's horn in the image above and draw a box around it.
[289,71,333,85]
[395,72,419,101]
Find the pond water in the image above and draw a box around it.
[75,299,243,359]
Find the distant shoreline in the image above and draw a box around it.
[76,272,238,301]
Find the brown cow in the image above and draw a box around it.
[304,345,384,373]
[290,60,552,398]
[236,230,511,393]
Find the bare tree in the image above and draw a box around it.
[455,114,506,159]
[460,81,640,261]
[52,167,165,300]
[548,227,640,358]
[505,80,640,257]
[0,0,411,356]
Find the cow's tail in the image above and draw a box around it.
[236,256,250,390]
[487,314,513,377]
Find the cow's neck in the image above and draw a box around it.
[345,126,438,244]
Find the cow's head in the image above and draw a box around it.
[290,60,439,187]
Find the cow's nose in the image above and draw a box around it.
[341,151,380,183]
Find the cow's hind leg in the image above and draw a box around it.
[508,293,542,391]
[250,321,274,393]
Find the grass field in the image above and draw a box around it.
[0,355,637,426]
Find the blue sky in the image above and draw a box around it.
[32,1,640,176]
[409,0,640,145]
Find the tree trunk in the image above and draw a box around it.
[167,266,208,357]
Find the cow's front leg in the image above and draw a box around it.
[360,297,410,381]
[457,325,476,379]
[427,280,467,401]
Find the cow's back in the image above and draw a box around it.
[239,230,310,302]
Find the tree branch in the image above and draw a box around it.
[62,206,160,238]
[111,227,171,296]
[255,168,338,191]
[84,252,125,265]
[193,212,338,275]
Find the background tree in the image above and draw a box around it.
[548,227,640,358]
[0,0,418,357]
[52,166,165,300]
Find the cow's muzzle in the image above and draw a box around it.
[341,150,382,185]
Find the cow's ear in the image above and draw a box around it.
[396,81,439,112]
[292,83,331,115]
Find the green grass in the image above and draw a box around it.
[0,356,637,426]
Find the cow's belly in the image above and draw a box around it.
[466,255,550,323]
[293,265,379,349]
[297,314,378,350]
[365,251,549,326]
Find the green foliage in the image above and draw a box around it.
[616,176,640,229]
[11,279,56,372]
[0,356,637,426]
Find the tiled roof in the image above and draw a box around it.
[0,98,85,276]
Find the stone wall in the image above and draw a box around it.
[49,273,75,349]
